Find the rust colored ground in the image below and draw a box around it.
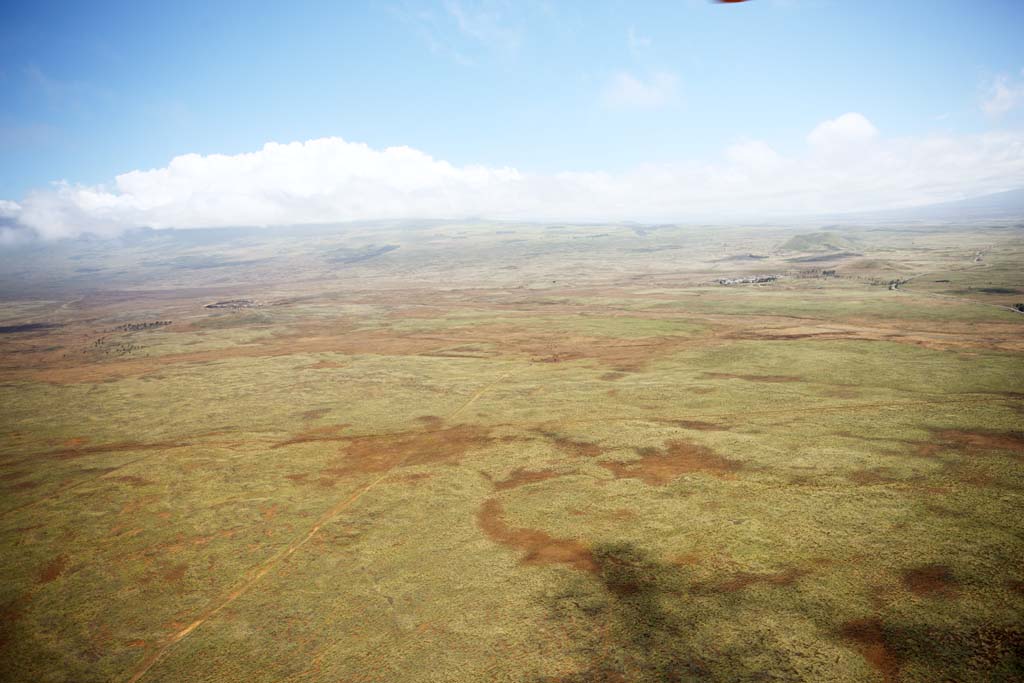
[544,433,605,458]
[840,618,900,683]
[601,441,742,485]
[934,429,1024,455]
[36,554,69,584]
[324,425,491,480]
[903,563,958,598]
[12,439,185,465]
[476,498,596,572]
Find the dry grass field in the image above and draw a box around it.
[1,220,1022,682]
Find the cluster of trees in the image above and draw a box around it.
[789,268,838,279]
[110,320,172,332]
[89,336,144,357]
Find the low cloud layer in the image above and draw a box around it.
[4,112,1024,241]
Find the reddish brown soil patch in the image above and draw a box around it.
[934,429,1024,455]
[1006,579,1024,596]
[61,437,90,448]
[8,480,39,491]
[415,415,444,428]
[0,471,28,481]
[19,309,708,385]
[325,425,491,478]
[903,563,958,598]
[284,473,308,483]
[542,433,604,458]
[476,498,596,572]
[840,618,900,683]
[36,554,69,584]
[260,504,279,521]
[22,439,183,463]
[494,468,561,490]
[163,563,188,583]
[702,372,801,383]
[272,424,349,448]
[601,441,741,485]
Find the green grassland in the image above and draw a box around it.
[0,221,1022,682]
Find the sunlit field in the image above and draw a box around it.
[1,221,1022,682]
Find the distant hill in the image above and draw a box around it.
[779,231,858,252]
[842,187,1024,222]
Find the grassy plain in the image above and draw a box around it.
[0,220,1022,682]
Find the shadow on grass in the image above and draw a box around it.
[538,542,1024,682]
[539,541,717,683]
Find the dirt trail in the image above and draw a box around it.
[125,370,515,683]
[447,370,515,420]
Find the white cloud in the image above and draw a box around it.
[5,114,1024,240]
[602,71,679,110]
[726,140,782,170]
[806,112,878,152]
[982,69,1024,117]
[0,200,20,219]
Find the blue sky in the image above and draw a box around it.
[2,1,1024,237]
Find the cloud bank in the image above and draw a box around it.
[4,113,1024,241]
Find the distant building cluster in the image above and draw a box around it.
[205,299,258,309]
[716,275,779,286]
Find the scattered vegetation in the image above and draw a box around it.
[0,220,1021,682]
